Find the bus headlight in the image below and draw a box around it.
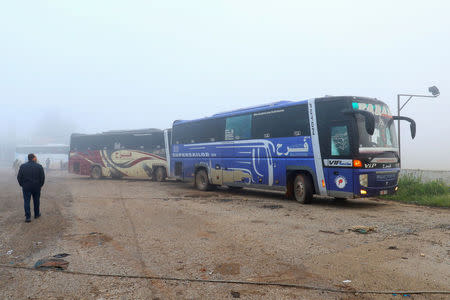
[359,174,368,187]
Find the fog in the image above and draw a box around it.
[1,0,449,169]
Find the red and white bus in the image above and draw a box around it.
[69,129,169,181]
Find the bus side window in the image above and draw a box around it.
[225,114,252,140]
[331,125,350,156]
[251,104,310,139]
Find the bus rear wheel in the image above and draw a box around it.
[154,167,167,182]
[195,169,212,191]
[293,174,313,204]
[90,166,103,180]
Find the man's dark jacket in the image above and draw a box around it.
[17,161,45,190]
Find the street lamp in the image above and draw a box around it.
[397,86,440,167]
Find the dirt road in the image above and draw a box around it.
[0,168,448,299]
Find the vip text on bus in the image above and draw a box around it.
[169,96,415,203]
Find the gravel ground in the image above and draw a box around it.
[0,168,449,299]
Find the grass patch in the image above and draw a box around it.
[381,175,450,207]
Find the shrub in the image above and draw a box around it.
[382,175,450,207]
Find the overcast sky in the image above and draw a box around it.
[1,0,449,169]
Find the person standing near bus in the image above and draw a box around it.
[17,154,45,223]
[45,157,50,171]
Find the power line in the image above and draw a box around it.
[1,264,449,295]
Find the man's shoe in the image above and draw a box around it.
[35,214,41,219]
[25,218,31,223]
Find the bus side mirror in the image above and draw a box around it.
[392,116,416,139]
[410,122,416,139]
[343,110,375,135]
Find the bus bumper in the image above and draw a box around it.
[354,168,400,197]
[357,186,398,197]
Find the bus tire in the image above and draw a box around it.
[155,167,167,182]
[294,174,313,204]
[90,166,103,180]
[195,169,212,191]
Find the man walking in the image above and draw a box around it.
[17,154,45,223]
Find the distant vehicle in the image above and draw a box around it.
[15,144,69,170]
[169,96,416,203]
[69,129,169,181]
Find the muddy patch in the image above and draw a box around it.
[214,263,241,275]
[251,220,265,224]
[217,198,233,203]
[196,231,216,239]
[183,193,218,198]
[261,204,283,209]
[67,232,113,247]
[247,265,320,284]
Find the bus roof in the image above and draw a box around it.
[173,96,383,125]
[212,101,293,117]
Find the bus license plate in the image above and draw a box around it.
[380,190,388,195]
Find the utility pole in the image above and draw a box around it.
[397,86,440,167]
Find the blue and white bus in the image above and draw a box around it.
[168,96,416,203]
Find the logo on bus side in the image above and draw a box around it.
[323,159,352,167]
[276,139,309,156]
[335,175,347,189]
[365,163,377,168]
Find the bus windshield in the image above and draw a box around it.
[353,102,398,153]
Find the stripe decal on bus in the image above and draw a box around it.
[308,99,327,196]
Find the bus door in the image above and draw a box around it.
[222,114,254,185]
[229,142,258,185]
[214,141,233,185]
[249,143,271,185]
[227,140,273,186]
[324,123,354,195]
[209,160,224,185]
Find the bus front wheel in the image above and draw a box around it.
[294,174,313,204]
[91,166,103,180]
[195,169,212,191]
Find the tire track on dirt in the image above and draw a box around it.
[116,189,169,298]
